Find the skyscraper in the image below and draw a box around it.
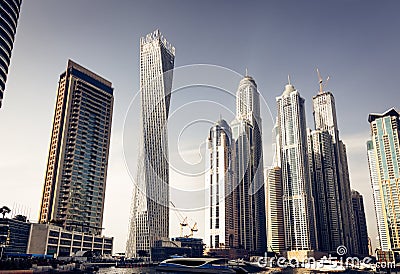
[0,0,22,108]
[205,119,237,249]
[368,108,400,253]
[311,72,357,253]
[39,60,114,235]
[367,140,390,251]
[231,74,266,255]
[126,30,175,259]
[351,190,369,256]
[307,129,342,252]
[276,81,317,252]
[266,166,285,254]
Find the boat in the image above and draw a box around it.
[302,256,347,272]
[156,257,247,273]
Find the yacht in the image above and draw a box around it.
[156,257,247,273]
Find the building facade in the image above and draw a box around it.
[276,82,317,251]
[0,218,31,254]
[368,108,400,253]
[312,83,357,254]
[28,223,113,257]
[205,119,237,249]
[39,60,114,235]
[367,140,390,251]
[307,129,342,253]
[0,0,22,108]
[351,190,369,256]
[266,166,285,254]
[126,30,175,259]
[230,75,266,255]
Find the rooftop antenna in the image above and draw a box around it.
[245,68,248,77]
[287,74,291,85]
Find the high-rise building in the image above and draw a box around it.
[205,119,237,249]
[367,140,390,251]
[307,129,342,252]
[0,0,22,108]
[311,73,357,254]
[368,108,400,253]
[351,190,369,256]
[126,30,175,259]
[266,166,285,254]
[39,60,114,235]
[231,74,266,255]
[276,81,317,251]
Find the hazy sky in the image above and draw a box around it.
[1,0,400,253]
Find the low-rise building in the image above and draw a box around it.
[27,223,113,257]
[0,218,31,254]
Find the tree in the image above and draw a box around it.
[0,206,11,218]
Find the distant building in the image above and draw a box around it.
[351,190,369,256]
[0,0,22,108]
[276,80,317,252]
[367,108,400,253]
[39,60,114,235]
[27,223,113,257]
[151,237,203,262]
[205,119,237,249]
[0,218,30,254]
[126,29,175,260]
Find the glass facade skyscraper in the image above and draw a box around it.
[368,108,400,253]
[126,30,175,260]
[0,0,22,108]
[39,60,114,235]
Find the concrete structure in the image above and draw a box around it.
[230,74,266,255]
[205,119,237,249]
[126,30,175,259]
[368,108,400,253]
[276,80,317,251]
[351,190,369,256]
[0,218,30,254]
[39,60,114,235]
[27,223,113,257]
[0,0,22,108]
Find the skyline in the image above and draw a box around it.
[2,0,400,253]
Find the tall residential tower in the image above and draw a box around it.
[126,30,175,259]
[231,74,266,255]
[205,119,237,249]
[39,60,114,235]
[368,108,400,253]
[0,0,22,108]
[276,80,317,252]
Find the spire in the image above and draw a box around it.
[245,68,248,77]
[288,74,291,85]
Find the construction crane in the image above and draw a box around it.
[316,68,330,94]
[170,201,198,238]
